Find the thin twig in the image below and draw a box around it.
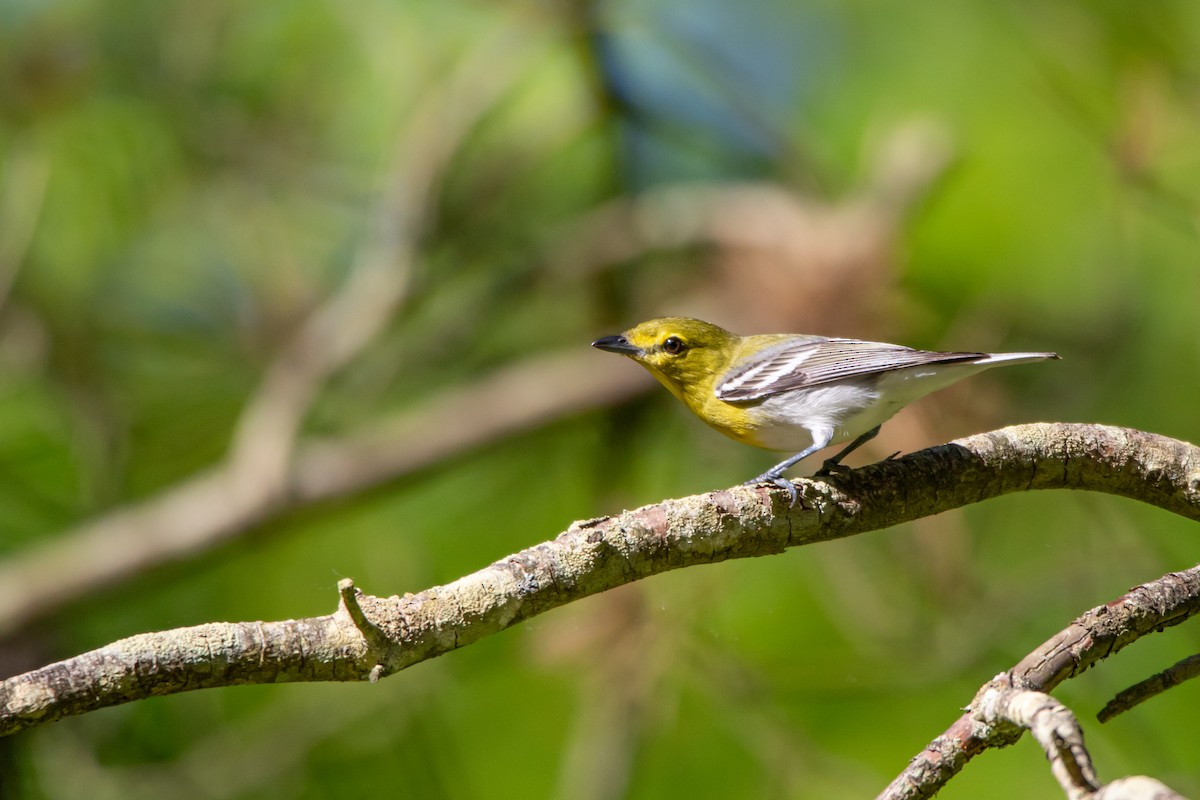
[1097,653,1200,723]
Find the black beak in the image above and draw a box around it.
[591,334,641,356]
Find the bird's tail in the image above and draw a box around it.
[975,351,1060,367]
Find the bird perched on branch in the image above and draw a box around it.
[592,317,1058,503]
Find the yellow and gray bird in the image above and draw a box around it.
[592,317,1058,502]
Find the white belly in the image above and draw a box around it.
[744,363,995,452]
[748,382,885,451]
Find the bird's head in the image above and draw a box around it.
[591,317,738,402]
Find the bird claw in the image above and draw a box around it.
[813,458,852,478]
[745,473,798,507]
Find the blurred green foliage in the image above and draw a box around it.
[1,0,1199,798]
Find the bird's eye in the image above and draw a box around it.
[662,336,685,355]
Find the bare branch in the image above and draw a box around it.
[0,350,648,638]
[1097,653,1200,724]
[0,33,547,640]
[546,119,954,280]
[228,29,533,494]
[971,685,1187,799]
[973,685,1100,797]
[878,565,1200,800]
[1,423,1196,738]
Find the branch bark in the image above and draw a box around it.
[1,423,1197,749]
[970,685,1186,799]
[878,563,1200,799]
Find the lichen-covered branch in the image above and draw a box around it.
[970,685,1185,799]
[1,423,1197,740]
[974,686,1099,796]
[878,566,1200,800]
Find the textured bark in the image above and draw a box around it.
[877,567,1200,800]
[1,423,1197,740]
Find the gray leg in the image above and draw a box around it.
[744,428,834,506]
[814,425,881,477]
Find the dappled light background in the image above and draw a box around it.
[1,1,1199,798]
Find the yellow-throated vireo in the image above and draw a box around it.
[593,317,1058,502]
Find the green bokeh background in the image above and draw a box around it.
[1,1,1198,798]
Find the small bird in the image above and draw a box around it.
[592,317,1058,502]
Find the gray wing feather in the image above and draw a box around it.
[715,338,986,402]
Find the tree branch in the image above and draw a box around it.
[0,350,647,639]
[878,565,1200,800]
[969,685,1186,799]
[1097,652,1200,724]
[974,686,1101,796]
[0,34,548,641]
[1,423,1196,740]
[227,27,533,491]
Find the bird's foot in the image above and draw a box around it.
[814,458,851,478]
[745,472,798,507]
[815,449,902,477]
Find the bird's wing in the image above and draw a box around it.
[715,338,986,402]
